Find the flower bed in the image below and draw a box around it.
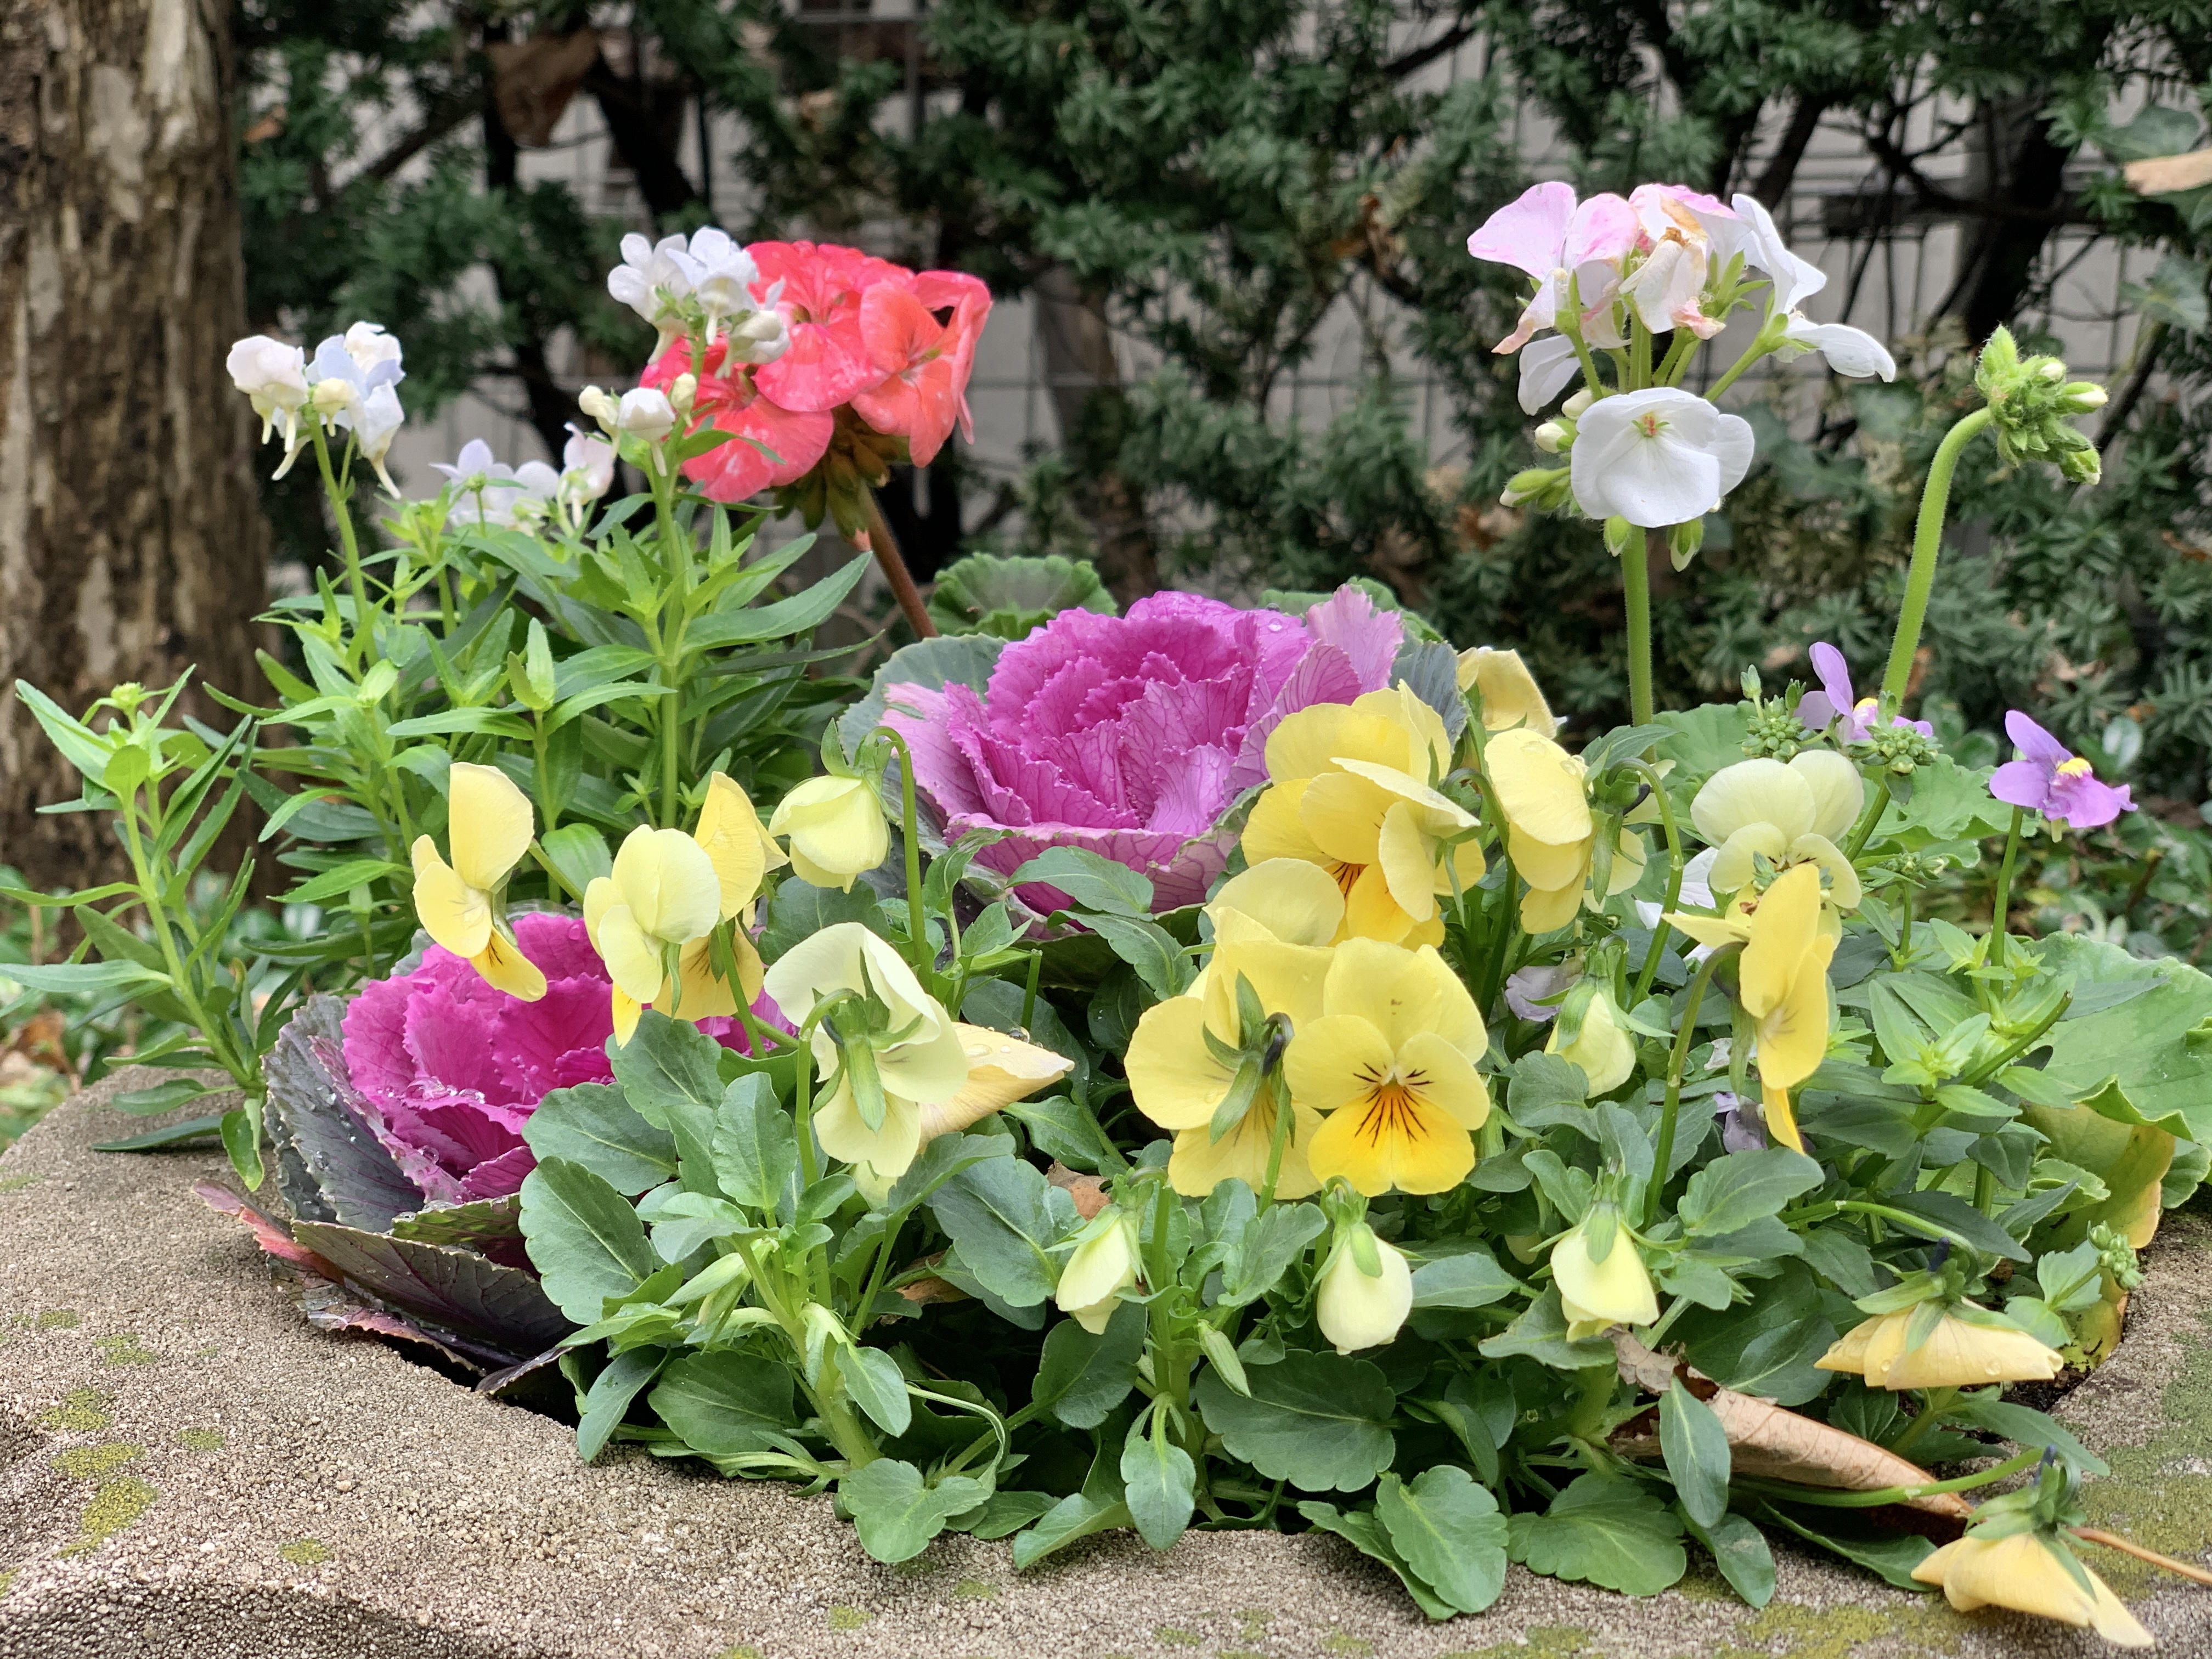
[15,194,2212,1651]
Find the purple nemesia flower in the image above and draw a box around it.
[882,587,1403,912]
[1989,711,2135,831]
[1505,962,1576,1024]
[340,912,775,1205]
[1715,1092,1770,1153]
[1796,642,1933,742]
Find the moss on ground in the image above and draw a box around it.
[62,1476,157,1555]
[95,1331,158,1366]
[280,1538,330,1566]
[38,1388,109,1432]
[178,1427,224,1450]
[826,1604,870,1632]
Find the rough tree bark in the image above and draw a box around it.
[1032,264,1160,607]
[0,0,268,889]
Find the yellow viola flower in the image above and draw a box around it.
[1284,938,1491,1195]
[1816,1305,2063,1390]
[1483,729,1646,933]
[1911,1533,2151,1647]
[658,772,786,1022]
[1734,861,1836,1152]
[1552,1208,1659,1339]
[1543,991,1637,1096]
[583,825,724,1045]
[410,761,546,1001]
[1056,1206,1143,1334]
[1125,935,1329,1198]
[768,775,888,892]
[1457,646,1557,737]
[1207,859,1348,947]
[1314,1223,1414,1353]
[1242,686,1474,945]
[1691,752,1865,907]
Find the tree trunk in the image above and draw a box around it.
[0,0,268,891]
[1032,264,1160,607]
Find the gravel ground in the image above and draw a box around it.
[3,1071,2209,1658]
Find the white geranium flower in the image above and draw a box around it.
[1570,387,1755,528]
[1695,194,1896,381]
[614,387,676,442]
[1519,334,1583,415]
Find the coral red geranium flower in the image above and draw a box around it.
[645,338,833,503]
[748,240,913,413]
[850,274,992,466]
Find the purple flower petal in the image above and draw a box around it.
[2004,710,2072,769]
[2047,772,2133,831]
[456,1146,538,1201]
[1988,758,2051,812]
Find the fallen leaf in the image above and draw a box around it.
[2124,149,2212,195]
[1612,1334,1971,1522]
[1046,1161,1109,1219]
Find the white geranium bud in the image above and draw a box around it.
[2063,382,2108,411]
[1314,1223,1412,1355]
[578,385,619,429]
[726,307,791,366]
[615,388,676,442]
[2036,359,2068,383]
[1533,420,1567,454]
[1562,388,1596,419]
[1055,1207,1141,1335]
[669,373,698,419]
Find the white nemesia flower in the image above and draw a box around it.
[342,322,404,374]
[1693,194,1896,381]
[431,438,558,529]
[298,331,407,489]
[1570,387,1754,528]
[615,387,677,442]
[226,336,310,449]
[562,427,616,501]
[669,228,763,345]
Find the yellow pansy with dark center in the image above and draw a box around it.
[409,761,546,1001]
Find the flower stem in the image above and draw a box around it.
[1648,946,1731,1226]
[1629,761,1684,1003]
[1841,772,1894,861]
[872,726,932,978]
[1882,405,1995,706]
[860,488,937,640]
[1886,1386,1958,1458]
[1621,526,1654,725]
[1982,805,2026,973]
[2073,1527,2212,1587]
[309,423,372,654]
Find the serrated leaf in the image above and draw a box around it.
[518,1157,657,1323]
[523,1084,679,1195]
[1374,1466,1509,1615]
[1030,1299,1144,1429]
[1508,1474,1686,1595]
[842,1458,992,1564]
[1192,1350,1395,1492]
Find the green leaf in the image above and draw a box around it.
[1374,1466,1509,1615]
[1508,1474,1686,1596]
[1478,1286,1616,1371]
[518,1157,658,1323]
[540,823,613,897]
[2037,934,2212,1140]
[1219,1201,1328,1306]
[840,1458,992,1564]
[686,552,871,650]
[92,1113,227,1152]
[1683,1510,1775,1608]
[1880,1188,2033,1262]
[1120,1415,1197,1550]
[1193,1349,1395,1492]
[757,879,888,963]
[1031,1299,1144,1429]
[1678,1149,1825,1238]
[1409,1247,1520,1310]
[1762,1505,1933,1591]
[4,959,168,994]
[1082,913,1191,998]
[839,1344,912,1437]
[108,1078,214,1116]
[1006,848,1155,916]
[926,551,1117,639]
[1294,1501,1458,1621]
[1659,1384,1731,1528]
[384,707,535,740]
[577,1347,665,1462]
[221,1104,265,1189]
[523,1084,679,1196]
[837,634,1005,760]
[710,1074,800,1216]
[948,1490,1058,1539]
[1011,1489,1132,1570]
[607,1012,723,1181]
[278,857,404,905]
[648,1350,799,1456]
[927,1155,1078,1307]
[14,680,116,783]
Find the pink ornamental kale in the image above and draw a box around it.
[339,912,763,1205]
[882,588,1403,910]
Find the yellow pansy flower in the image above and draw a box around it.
[1911,1533,2150,1647]
[1551,1209,1658,1339]
[1242,686,1477,945]
[1125,935,1329,1198]
[1543,991,1637,1096]
[584,826,724,1045]
[768,775,889,892]
[1283,938,1491,1195]
[1691,752,1865,907]
[659,772,786,1022]
[1816,1306,2063,1390]
[1314,1224,1414,1353]
[1730,861,1836,1152]
[1056,1206,1142,1334]
[410,761,546,1001]
[1456,646,1557,737]
[1483,728,1646,933]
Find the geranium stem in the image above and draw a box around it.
[860,488,937,640]
[1622,527,1654,725]
[1882,405,1995,707]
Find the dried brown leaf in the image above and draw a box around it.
[1046,1161,1109,1220]
[2124,149,2212,195]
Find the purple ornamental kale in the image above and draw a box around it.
[881,588,1403,911]
[340,912,764,1205]
[1989,710,2134,831]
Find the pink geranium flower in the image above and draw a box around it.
[1465,181,1639,411]
[645,337,834,503]
[339,912,771,1205]
[851,274,993,466]
[880,588,1406,911]
[749,240,914,413]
